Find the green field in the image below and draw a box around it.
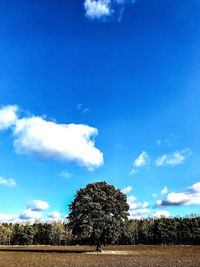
[0,245,199,267]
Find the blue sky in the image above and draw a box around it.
[0,0,200,222]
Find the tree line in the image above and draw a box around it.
[0,216,200,246]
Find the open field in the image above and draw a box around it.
[0,245,199,267]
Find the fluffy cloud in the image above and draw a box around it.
[127,195,150,219]
[84,0,135,20]
[0,105,103,170]
[84,0,111,19]
[155,149,191,166]
[0,199,59,223]
[153,210,170,218]
[14,117,103,170]
[27,200,49,211]
[0,105,18,130]
[48,211,61,220]
[19,199,49,221]
[157,182,200,207]
[130,148,191,175]
[19,209,42,220]
[0,177,16,187]
[121,186,132,194]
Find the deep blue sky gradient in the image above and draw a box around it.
[0,0,200,218]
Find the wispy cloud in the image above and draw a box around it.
[0,176,16,187]
[155,149,191,166]
[130,151,150,176]
[129,168,138,176]
[160,186,168,196]
[84,0,135,21]
[0,105,103,170]
[59,171,72,179]
[156,134,180,148]
[157,182,200,207]
[130,147,191,176]
[134,151,150,168]
[77,104,90,114]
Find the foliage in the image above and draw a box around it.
[0,216,200,245]
[68,182,129,249]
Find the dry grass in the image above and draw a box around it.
[0,245,199,267]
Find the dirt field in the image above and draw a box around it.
[0,245,199,267]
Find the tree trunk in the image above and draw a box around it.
[96,241,102,252]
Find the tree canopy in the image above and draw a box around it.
[68,181,129,251]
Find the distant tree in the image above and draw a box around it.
[0,224,13,245]
[11,224,25,245]
[23,224,35,245]
[50,222,65,245]
[68,181,129,251]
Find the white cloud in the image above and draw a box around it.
[0,213,19,223]
[160,186,168,196]
[48,211,61,220]
[128,195,150,219]
[134,151,150,168]
[127,195,137,203]
[129,168,138,176]
[0,105,103,170]
[0,105,18,130]
[129,208,150,219]
[157,181,200,206]
[130,151,149,175]
[84,0,112,19]
[84,0,135,20]
[121,186,132,194]
[27,200,49,211]
[10,199,49,222]
[153,210,170,218]
[155,149,191,166]
[130,148,190,176]
[0,210,42,223]
[129,201,149,210]
[0,199,54,223]
[189,182,200,193]
[19,209,42,220]
[14,117,103,170]
[0,177,16,187]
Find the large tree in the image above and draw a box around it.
[68,181,129,251]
